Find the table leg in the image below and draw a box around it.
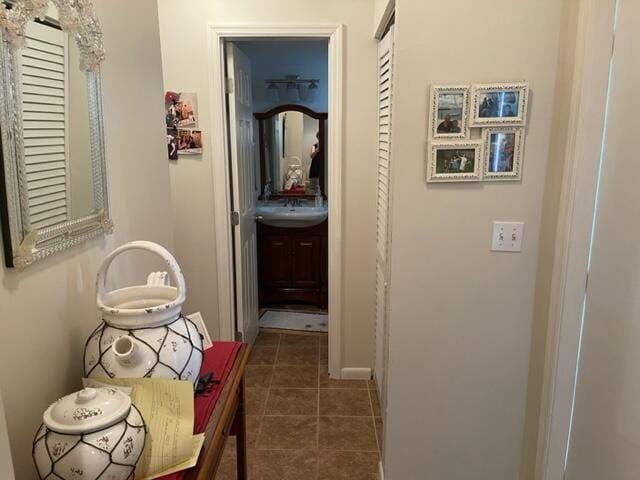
[232,378,248,479]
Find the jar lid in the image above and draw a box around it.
[43,387,132,434]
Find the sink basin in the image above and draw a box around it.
[256,201,328,228]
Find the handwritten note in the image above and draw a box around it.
[83,377,195,477]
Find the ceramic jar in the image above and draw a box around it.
[33,387,146,480]
[84,241,203,386]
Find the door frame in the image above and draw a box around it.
[207,24,344,379]
[534,1,618,479]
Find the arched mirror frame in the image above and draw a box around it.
[254,104,328,198]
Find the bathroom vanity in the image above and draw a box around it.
[257,215,328,309]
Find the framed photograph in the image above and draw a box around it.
[427,141,483,183]
[483,127,525,181]
[177,129,203,155]
[429,84,470,139]
[471,82,529,126]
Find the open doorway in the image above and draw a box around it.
[208,26,344,379]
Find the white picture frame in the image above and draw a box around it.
[471,81,529,126]
[482,127,526,181]
[427,141,483,183]
[429,84,470,139]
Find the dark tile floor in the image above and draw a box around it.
[216,329,383,479]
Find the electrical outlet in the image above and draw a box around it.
[491,221,524,252]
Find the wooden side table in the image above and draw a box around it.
[186,343,251,480]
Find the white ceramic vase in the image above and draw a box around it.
[84,241,203,386]
[33,387,146,480]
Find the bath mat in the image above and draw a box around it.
[259,310,328,333]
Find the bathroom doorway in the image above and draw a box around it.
[208,26,344,379]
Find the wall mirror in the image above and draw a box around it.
[255,105,327,198]
[0,0,110,268]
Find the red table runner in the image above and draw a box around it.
[160,341,242,480]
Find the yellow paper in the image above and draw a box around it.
[83,377,194,477]
[140,433,206,480]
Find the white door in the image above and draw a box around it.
[564,1,640,478]
[374,25,394,413]
[226,43,259,345]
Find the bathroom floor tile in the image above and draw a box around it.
[245,388,269,415]
[319,389,373,417]
[246,415,263,450]
[256,416,318,450]
[271,365,319,388]
[318,365,369,389]
[317,450,379,480]
[248,346,278,365]
[245,365,274,388]
[265,388,318,416]
[255,332,281,347]
[280,334,320,346]
[276,346,319,366]
[319,346,328,365]
[250,449,318,480]
[318,417,378,452]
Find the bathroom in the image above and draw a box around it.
[226,40,330,337]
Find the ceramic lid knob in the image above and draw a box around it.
[76,388,98,404]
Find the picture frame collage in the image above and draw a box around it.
[427,82,529,183]
[165,91,204,160]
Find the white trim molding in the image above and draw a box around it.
[535,1,618,479]
[207,24,344,379]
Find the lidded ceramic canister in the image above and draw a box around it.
[32,387,146,480]
[84,241,203,386]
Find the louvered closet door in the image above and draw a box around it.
[374,25,394,413]
[21,21,69,230]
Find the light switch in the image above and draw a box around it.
[491,221,524,252]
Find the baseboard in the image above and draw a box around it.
[378,461,384,480]
[341,367,372,380]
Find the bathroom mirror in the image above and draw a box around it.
[0,1,110,268]
[255,105,327,197]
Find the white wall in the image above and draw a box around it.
[0,1,173,477]
[236,40,328,113]
[157,0,378,368]
[383,1,567,478]
[0,391,14,480]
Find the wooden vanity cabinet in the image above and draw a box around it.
[258,221,327,309]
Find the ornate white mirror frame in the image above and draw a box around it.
[0,0,111,268]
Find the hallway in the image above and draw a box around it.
[218,330,383,479]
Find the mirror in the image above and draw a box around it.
[255,105,327,197]
[0,1,110,268]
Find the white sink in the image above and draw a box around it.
[256,201,328,228]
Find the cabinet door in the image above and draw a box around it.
[260,235,292,287]
[291,236,322,288]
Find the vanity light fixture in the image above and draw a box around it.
[265,75,320,103]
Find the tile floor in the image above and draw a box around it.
[216,329,383,479]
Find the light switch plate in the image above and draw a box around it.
[491,221,524,252]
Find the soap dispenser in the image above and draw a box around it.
[315,186,323,207]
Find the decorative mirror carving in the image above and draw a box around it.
[0,0,110,268]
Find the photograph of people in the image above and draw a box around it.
[436,148,476,173]
[167,128,178,160]
[488,133,516,172]
[478,91,520,118]
[177,129,203,154]
[435,92,464,134]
